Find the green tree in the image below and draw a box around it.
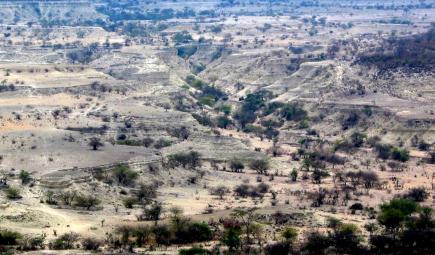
[391,147,410,162]
[282,227,298,243]
[112,165,138,186]
[19,170,31,184]
[222,227,241,252]
[290,168,298,182]
[229,158,245,172]
[378,198,418,232]
[250,158,269,175]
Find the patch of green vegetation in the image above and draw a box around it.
[185,75,226,107]
[280,103,307,121]
[177,45,198,59]
[116,140,143,146]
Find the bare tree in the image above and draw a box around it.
[88,137,104,151]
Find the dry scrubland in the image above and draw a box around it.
[0,0,434,254]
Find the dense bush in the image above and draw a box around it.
[216,116,232,128]
[391,147,410,162]
[229,158,245,172]
[234,90,273,127]
[154,138,173,149]
[357,28,435,72]
[350,132,366,147]
[173,31,194,44]
[179,246,211,255]
[50,232,80,250]
[192,113,213,127]
[74,194,101,210]
[250,158,269,175]
[280,103,307,121]
[81,237,102,251]
[112,165,138,186]
[167,151,201,169]
[0,229,22,245]
[404,187,429,202]
[234,183,269,198]
[18,234,45,250]
[375,143,392,159]
[264,242,291,255]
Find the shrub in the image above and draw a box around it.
[59,190,77,206]
[167,127,190,140]
[342,112,360,129]
[404,187,429,202]
[375,143,392,159]
[142,137,154,147]
[216,116,232,128]
[391,147,410,162]
[210,185,230,199]
[331,223,363,254]
[234,183,269,198]
[222,226,241,251]
[116,139,143,146]
[74,194,101,210]
[0,229,22,245]
[349,203,364,210]
[154,138,173,149]
[311,169,330,184]
[139,202,163,221]
[257,183,270,193]
[234,184,252,197]
[81,237,102,251]
[19,170,31,184]
[18,234,45,250]
[112,165,138,186]
[186,222,213,242]
[179,246,211,255]
[250,158,269,175]
[280,103,307,121]
[234,90,272,127]
[229,158,244,172]
[5,187,22,199]
[88,137,104,150]
[378,199,418,231]
[50,232,80,250]
[418,140,430,151]
[282,227,298,243]
[172,31,193,44]
[429,151,435,164]
[290,168,298,182]
[265,242,291,255]
[167,151,201,169]
[177,45,198,59]
[218,104,232,115]
[302,231,332,255]
[192,113,213,126]
[350,132,366,147]
[136,183,158,204]
[123,197,138,208]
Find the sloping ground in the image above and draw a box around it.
[0,0,102,25]
[162,134,263,162]
[200,48,299,93]
[0,47,65,64]
[0,129,159,175]
[0,63,115,88]
[268,60,337,101]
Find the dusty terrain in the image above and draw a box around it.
[0,0,434,254]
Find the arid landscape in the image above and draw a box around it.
[0,0,434,254]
